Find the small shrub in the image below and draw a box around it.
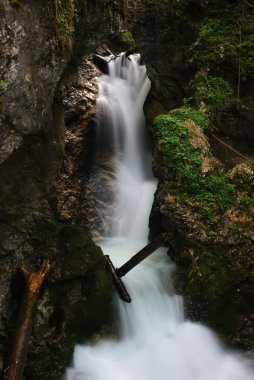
[189,7,254,78]
[190,72,232,120]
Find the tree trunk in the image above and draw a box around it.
[2,260,53,380]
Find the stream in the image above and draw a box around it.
[66,54,254,380]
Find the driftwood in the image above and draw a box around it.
[116,234,169,277]
[101,44,114,56]
[93,54,109,74]
[105,256,131,303]
[105,234,169,302]
[2,260,53,380]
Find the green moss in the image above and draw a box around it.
[9,0,20,5]
[188,250,232,306]
[238,192,254,215]
[186,248,236,335]
[190,71,232,120]
[60,224,105,271]
[136,0,189,22]
[189,5,254,78]
[154,108,236,224]
[117,31,135,49]
[0,81,7,91]
[55,0,75,50]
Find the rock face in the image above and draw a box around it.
[0,1,129,378]
[140,1,254,350]
[56,54,118,239]
[0,1,67,376]
[0,0,141,376]
[151,111,254,348]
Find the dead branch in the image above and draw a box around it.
[105,234,170,302]
[2,260,53,380]
[101,44,114,56]
[212,134,254,166]
[241,0,254,8]
[105,256,131,303]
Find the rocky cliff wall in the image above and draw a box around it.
[0,1,131,378]
[136,0,254,350]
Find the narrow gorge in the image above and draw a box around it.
[1,1,254,379]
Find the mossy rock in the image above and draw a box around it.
[153,107,236,226]
[60,224,106,279]
[21,217,112,379]
[187,249,232,308]
[116,31,135,49]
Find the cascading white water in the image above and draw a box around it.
[66,54,254,380]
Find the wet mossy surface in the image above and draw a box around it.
[8,217,112,380]
[153,102,254,346]
[153,108,238,228]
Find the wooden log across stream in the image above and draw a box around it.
[105,233,170,303]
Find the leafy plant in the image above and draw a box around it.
[238,192,254,214]
[154,108,236,223]
[190,71,232,120]
[189,6,254,79]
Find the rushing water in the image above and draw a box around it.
[66,54,254,380]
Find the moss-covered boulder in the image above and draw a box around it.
[7,218,112,380]
[151,107,254,349]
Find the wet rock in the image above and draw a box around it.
[0,2,127,378]
[56,56,118,239]
[15,220,112,380]
[150,112,254,349]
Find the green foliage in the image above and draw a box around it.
[238,192,254,215]
[189,5,254,78]
[136,0,189,23]
[154,109,236,222]
[0,81,7,91]
[55,0,75,49]
[117,31,135,49]
[166,106,208,129]
[9,0,20,5]
[154,110,203,191]
[190,71,232,120]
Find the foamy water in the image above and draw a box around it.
[66,54,254,380]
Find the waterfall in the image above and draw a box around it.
[66,54,254,380]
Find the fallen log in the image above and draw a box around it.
[105,256,131,303]
[116,234,169,278]
[2,260,53,380]
[93,54,109,74]
[105,234,170,302]
[93,46,140,73]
